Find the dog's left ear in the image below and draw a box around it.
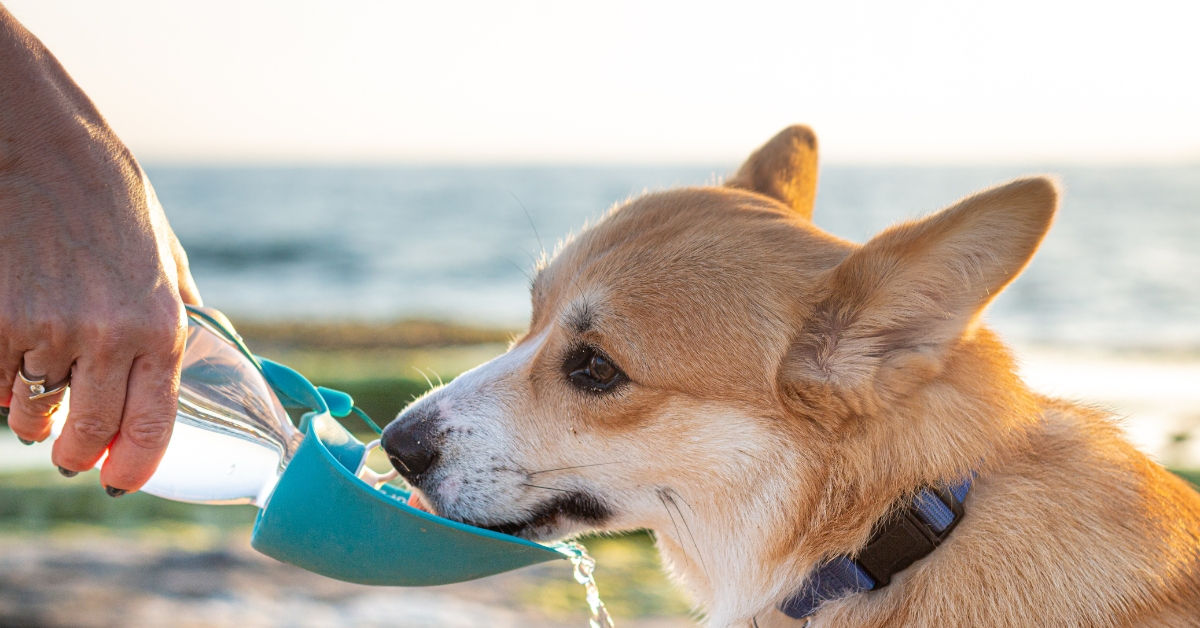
[725,125,819,219]
[783,177,1058,405]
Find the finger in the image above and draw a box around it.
[7,350,73,444]
[0,352,14,410]
[50,350,131,474]
[168,228,203,306]
[5,386,68,442]
[99,331,185,493]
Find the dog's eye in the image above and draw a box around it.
[565,346,626,393]
[587,354,616,382]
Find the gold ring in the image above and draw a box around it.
[18,369,70,402]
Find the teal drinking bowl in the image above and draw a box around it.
[249,359,565,585]
[175,306,564,585]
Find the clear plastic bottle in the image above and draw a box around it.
[147,312,304,505]
[50,310,304,505]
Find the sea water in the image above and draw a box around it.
[150,164,1200,350]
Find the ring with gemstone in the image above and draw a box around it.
[18,369,70,402]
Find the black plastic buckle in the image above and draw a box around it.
[853,486,965,588]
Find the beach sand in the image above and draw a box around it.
[0,528,691,628]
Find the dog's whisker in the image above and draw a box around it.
[500,255,535,284]
[736,448,768,464]
[508,189,546,259]
[490,466,528,474]
[677,513,710,582]
[565,272,589,303]
[521,483,574,495]
[664,486,696,515]
[661,488,710,582]
[527,461,626,476]
[517,246,540,268]
[412,366,435,390]
[494,463,528,475]
[658,492,689,569]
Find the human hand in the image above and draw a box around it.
[0,6,201,495]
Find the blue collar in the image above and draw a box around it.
[779,476,973,620]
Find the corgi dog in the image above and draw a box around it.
[382,126,1200,627]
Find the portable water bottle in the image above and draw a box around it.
[145,309,303,505]
[44,306,566,585]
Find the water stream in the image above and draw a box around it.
[553,541,616,628]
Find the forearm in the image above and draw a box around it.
[0,3,135,191]
[1,3,163,320]
[0,2,200,493]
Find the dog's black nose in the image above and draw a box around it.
[382,406,440,481]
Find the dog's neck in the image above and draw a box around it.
[652,475,975,627]
[652,333,1040,626]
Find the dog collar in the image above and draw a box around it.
[779,476,973,620]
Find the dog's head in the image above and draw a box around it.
[382,125,1056,607]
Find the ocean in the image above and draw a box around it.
[150,164,1200,352]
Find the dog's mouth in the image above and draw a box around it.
[402,479,611,540]
[415,490,611,540]
[405,491,435,513]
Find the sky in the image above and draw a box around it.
[6,0,1200,165]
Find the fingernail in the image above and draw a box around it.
[57,466,79,478]
[105,486,127,498]
[19,438,35,446]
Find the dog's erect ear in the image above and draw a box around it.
[725,125,819,220]
[784,177,1058,399]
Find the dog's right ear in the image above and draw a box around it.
[725,125,819,220]
[781,177,1058,414]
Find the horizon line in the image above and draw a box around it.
[139,157,1200,170]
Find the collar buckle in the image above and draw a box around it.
[855,485,964,587]
[780,478,971,620]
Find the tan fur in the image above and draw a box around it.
[397,126,1200,626]
[726,125,820,219]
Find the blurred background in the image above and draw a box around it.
[1,1,1198,627]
